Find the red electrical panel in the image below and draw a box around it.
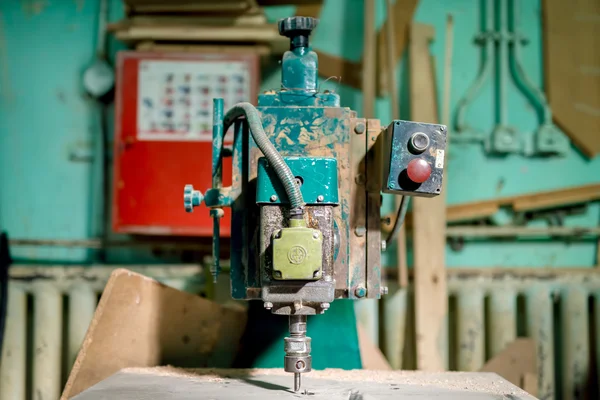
[112,51,259,236]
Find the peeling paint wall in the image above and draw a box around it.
[0,0,599,268]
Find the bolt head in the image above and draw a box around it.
[354,286,367,298]
[316,195,324,202]
[264,302,273,310]
[354,226,366,237]
[270,195,278,202]
[295,360,306,371]
[354,122,366,134]
[312,231,319,239]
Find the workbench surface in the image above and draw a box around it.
[70,367,538,399]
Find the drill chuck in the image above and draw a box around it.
[284,315,312,391]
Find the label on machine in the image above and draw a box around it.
[137,60,250,142]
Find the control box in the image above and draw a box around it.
[112,51,259,236]
[381,120,447,197]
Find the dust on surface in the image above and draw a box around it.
[122,367,533,396]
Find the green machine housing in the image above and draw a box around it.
[183,16,447,386]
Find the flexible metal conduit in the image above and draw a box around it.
[223,102,305,212]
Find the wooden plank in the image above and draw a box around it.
[377,0,419,95]
[317,52,362,90]
[480,338,537,394]
[382,183,600,229]
[382,0,408,288]
[123,0,256,13]
[357,323,392,370]
[136,42,270,55]
[61,269,247,399]
[114,24,280,43]
[409,23,448,371]
[294,2,323,18]
[383,267,600,281]
[511,183,600,211]
[258,0,323,5]
[362,0,376,118]
[116,14,268,27]
[544,0,600,157]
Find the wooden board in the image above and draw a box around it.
[123,0,258,13]
[71,367,536,400]
[61,269,247,399]
[480,338,537,397]
[409,23,448,371]
[543,0,600,158]
[377,0,420,95]
[382,183,600,230]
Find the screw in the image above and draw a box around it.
[294,300,303,311]
[354,226,366,237]
[354,286,367,298]
[312,231,319,239]
[381,240,387,251]
[295,360,306,371]
[270,195,278,202]
[264,302,273,310]
[317,195,324,202]
[354,122,366,134]
[380,286,389,295]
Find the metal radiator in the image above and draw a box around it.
[0,265,203,400]
[1,266,598,400]
[381,270,600,400]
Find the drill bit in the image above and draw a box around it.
[294,372,301,392]
[284,315,311,392]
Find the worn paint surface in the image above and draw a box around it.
[256,157,339,205]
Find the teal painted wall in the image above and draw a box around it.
[1,0,599,268]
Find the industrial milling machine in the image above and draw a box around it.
[183,16,447,392]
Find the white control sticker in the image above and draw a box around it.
[435,149,445,168]
[137,59,250,142]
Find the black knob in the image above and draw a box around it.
[278,16,319,49]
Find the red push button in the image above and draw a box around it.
[407,158,431,183]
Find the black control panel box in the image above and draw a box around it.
[381,120,447,197]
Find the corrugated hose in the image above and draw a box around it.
[223,102,305,213]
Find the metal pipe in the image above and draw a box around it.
[508,0,552,124]
[497,0,509,127]
[212,98,224,188]
[455,0,494,135]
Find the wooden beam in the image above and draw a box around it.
[409,22,448,372]
[363,0,376,118]
[294,2,323,18]
[377,0,419,95]
[383,183,600,230]
[543,0,600,157]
